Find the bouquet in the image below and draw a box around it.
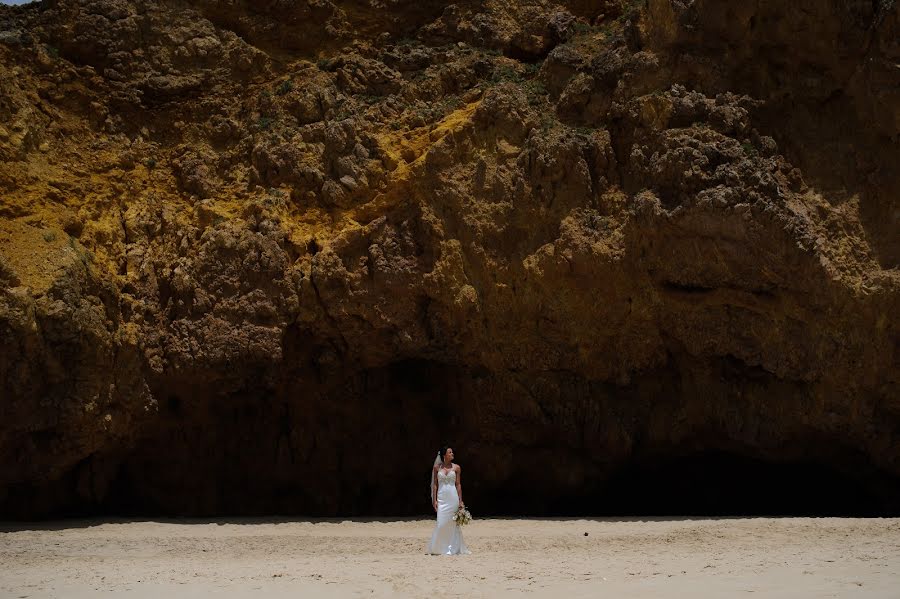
[453,505,472,526]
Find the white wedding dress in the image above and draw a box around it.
[426,469,471,555]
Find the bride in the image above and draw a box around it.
[426,446,471,555]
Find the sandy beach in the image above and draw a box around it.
[1,517,898,597]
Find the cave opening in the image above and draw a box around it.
[583,450,900,517]
[4,438,899,520]
[4,354,899,519]
[467,449,900,518]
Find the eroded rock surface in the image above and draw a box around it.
[0,0,898,517]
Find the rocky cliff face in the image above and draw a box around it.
[1,0,898,518]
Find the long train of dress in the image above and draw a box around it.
[426,470,471,555]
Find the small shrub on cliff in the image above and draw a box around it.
[573,21,601,35]
[540,111,558,133]
[66,236,94,266]
[618,0,644,22]
[525,79,547,106]
[256,116,274,131]
[276,80,294,95]
[491,65,523,84]
[436,95,462,115]
[358,94,381,104]
[265,187,287,209]
[491,61,546,104]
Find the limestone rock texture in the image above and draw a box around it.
[0,0,898,517]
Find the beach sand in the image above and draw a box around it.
[1,517,898,597]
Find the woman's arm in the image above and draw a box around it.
[455,464,463,507]
[432,465,439,511]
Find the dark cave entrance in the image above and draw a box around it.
[4,440,900,520]
[4,353,900,519]
[580,450,900,517]
[468,449,900,517]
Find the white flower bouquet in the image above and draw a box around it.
[453,505,472,526]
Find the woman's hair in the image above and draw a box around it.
[439,446,453,461]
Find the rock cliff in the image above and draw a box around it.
[1,0,898,517]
